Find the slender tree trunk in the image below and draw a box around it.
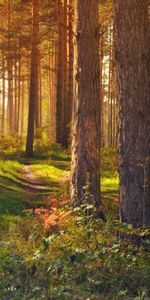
[61,0,69,147]
[14,60,17,134]
[17,60,21,134]
[2,52,5,136]
[100,33,104,146]
[39,61,42,127]
[34,1,40,130]
[26,0,39,157]
[21,77,25,136]
[56,0,64,144]
[7,0,14,135]
[66,0,74,146]
[71,0,101,207]
[114,0,150,227]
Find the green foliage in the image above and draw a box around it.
[1,211,150,300]
[1,146,149,300]
[0,136,25,159]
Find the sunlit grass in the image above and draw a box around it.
[0,145,119,230]
[0,160,28,231]
[101,177,119,193]
[30,164,69,184]
[101,146,119,196]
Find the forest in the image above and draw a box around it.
[0,0,150,299]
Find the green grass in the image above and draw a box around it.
[101,147,119,219]
[0,144,71,231]
[0,145,119,228]
[0,160,28,226]
[30,164,69,184]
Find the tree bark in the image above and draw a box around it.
[61,0,69,147]
[2,52,5,136]
[114,0,150,227]
[7,0,14,135]
[66,0,74,147]
[56,0,64,144]
[25,0,39,157]
[71,0,101,207]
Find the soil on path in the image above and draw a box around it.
[20,164,51,202]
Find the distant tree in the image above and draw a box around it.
[26,0,39,157]
[7,0,14,135]
[56,0,68,147]
[66,0,74,147]
[114,0,150,227]
[71,0,101,207]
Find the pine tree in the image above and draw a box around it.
[26,0,39,157]
[71,0,101,207]
[114,0,150,227]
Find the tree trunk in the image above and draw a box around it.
[66,0,74,146]
[71,0,101,207]
[14,60,18,134]
[61,0,69,147]
[21,77,25,136]
[100,33,104,146]
[56,0,64,144]
[17,59,21,134]
[7,0,14,135]
[114,0,150,227]
[2,52,5,136]
[25,0,39,157]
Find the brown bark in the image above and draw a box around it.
[34,1,40,130]
[17,60,21,134]
[49,42,56,142]
[66,0,74,147]
[21,77,25,136]
[56,0,64,144]
[14,60,18,134]
[56,0,68,146]
[71,0,101,207]
[100,33,104,146]
[2,53,5,136]
[114,0,150,227]
[26,0,39,156]
[7,0,14,135]
[39,61,42,127]
[61,0,69,147]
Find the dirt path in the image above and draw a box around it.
[20,164,51,203]
[21,165,49,190]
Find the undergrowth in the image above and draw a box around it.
[0,140,149,300]
[1,206,150,300]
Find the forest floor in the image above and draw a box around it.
[0,142,150,300]
[0,145,119,230]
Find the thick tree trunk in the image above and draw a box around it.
[114,0,150,227]
[71,0,101,207]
